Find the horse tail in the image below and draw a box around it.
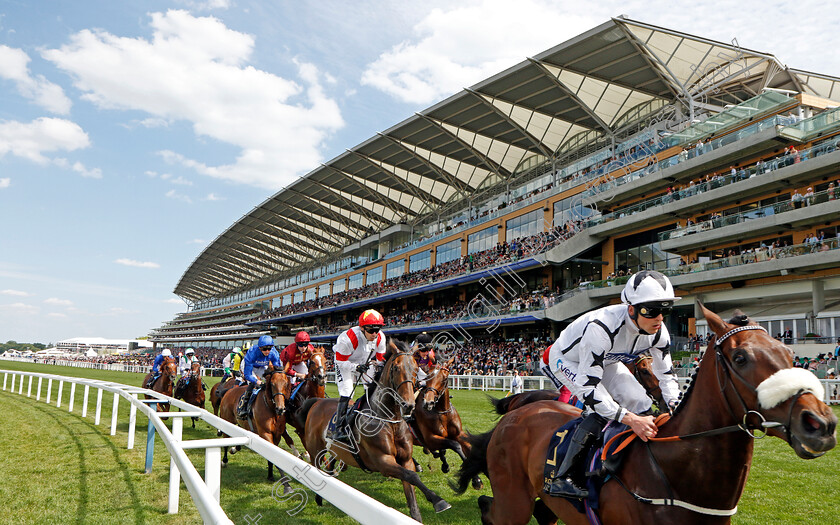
[487,393,515,415]
[296,397,319,430]
[449,427,495,495]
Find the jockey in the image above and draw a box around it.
[179,348,199,376]
[330,309,387,441]
[279,331,313,386]
[543,270,681,498]
[236,335,281,419]
[221,347,243,383]
[146,348,172,388]
[411,332,436,386]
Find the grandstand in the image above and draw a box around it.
[149,17,840,364]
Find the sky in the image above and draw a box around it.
[1,0,838,345]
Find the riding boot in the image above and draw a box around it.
[237,383,255,419]
[331,396,351,441]
[545,413,606,498]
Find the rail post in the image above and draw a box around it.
[9,372,15,392]
[168,417,183,513]
[46,378,52,403]
[82,384,90,418]
[36,377,42,400]
[27,375,32,397]
[205,447,222,503]
[95,388,103,425]
[111,393,119,435]
[145,418,156,474]
[69,382,76,412]
[19,373,25,395]
[2,372,6,391]
[56,380,64,407]
[128,394,138,449]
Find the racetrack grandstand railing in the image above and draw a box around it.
[0,369,419,525]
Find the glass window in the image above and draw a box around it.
[284,293,292,306]
[468,226,498,255]
[333,279,345,294]
[348,272,364,290]
[271,297,281,309]
[554,196,597,227]
[436,239,461,265]
[293,290,304,304]
[409,251,431,273]
[386,259,405,279]
[318,282,330,298]
[506,209,543,242]
[306,287,316,300]
[366,266,382,285]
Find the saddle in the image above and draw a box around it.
[543,418,630,518]
[236,384,263,419]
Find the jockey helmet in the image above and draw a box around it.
[185,348,195,355]
[295,331,311,344]
[414,332,433,350]
[359,309,385,328]
[161,348,171,357]
[232,346,242,355]
[621,270,678,307]
[257,335,275,349]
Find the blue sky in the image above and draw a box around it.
[1,0,838,345]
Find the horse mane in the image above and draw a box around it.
[727,309,751,326]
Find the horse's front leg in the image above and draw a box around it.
[372,454,451,514]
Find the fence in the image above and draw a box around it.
[0,368,419,525]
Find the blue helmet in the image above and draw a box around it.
[257,335,274,349]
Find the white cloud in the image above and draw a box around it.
[44,297,73,306]
[204,192,223,201]
[179,0,231,10]
[0,178,9,189]
[0,45,72,114]
[43,9,344,190]
[169,176,192,186]
[2,289,30,296]
[47,312,67,318]
[165,298,184,304]
[72,161,103,179]
[165,188,192,203]
[138,117,170,128]
[0,302,39,315]
[0,117,90,164]
[115,258,161,268]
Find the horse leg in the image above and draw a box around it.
[222,446,228,466]
[281,429,305,460]
[438,450,449,473]
[477,484,534,525]
[450,439,482,489]
[412,457,423,473]
[532,499,558,525]
[374,456,450,514]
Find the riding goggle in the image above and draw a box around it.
[637,305,672,318]
[296,342,309,347]
[363,326,382,334]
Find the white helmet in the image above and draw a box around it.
[621,270,678,306]
[185,348,195,355]
[161,349,172,357]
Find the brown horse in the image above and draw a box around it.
[141,356,177,411]
[210,376,236,416]
[218,366,293,487]
[454,305,837,525]
[492,356,666,417]
[410,356,482,489]
[297,337,450,522]
[281,346,328,458]
[174,362,206,428]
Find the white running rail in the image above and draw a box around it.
[1,369,419,525]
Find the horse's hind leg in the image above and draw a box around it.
[533,499,558,525]
[479,483,534,525]
[402,479,421,522]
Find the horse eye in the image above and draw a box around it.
[733,352,748,366]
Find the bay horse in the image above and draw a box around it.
[410,356,482,489]
[454,305,837,525]
[218,366,293,488]
[297,337,451,523]
[174,361,206,428]
[141,356,177,412]
[210,375,240,416]
[491,356,666,416]
[281,346,328,458]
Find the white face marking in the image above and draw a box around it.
[756,368,825,409]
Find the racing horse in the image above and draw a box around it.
[454,305,837,525]
[174,361,206,428]
[410,356,482,489]
[210,376,238,416]
[218,365,293,488]
[141,356,178,412]
[280,345,328,458]
[297,337,451,523]
[490,354,667,416]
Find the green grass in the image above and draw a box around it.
[0,361,837,524]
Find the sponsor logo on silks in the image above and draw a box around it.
[605,352,637,364]
[555,358,577,382]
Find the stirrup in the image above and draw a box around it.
[544,476,589,498]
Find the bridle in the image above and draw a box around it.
[262,370,287,414]
[306,352,327,386]
[371,350,417,420]
[421,364,453,413]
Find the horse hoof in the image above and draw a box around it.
[315,494,323,507]
[221,462,227,468]
[217,430,223,437]
[472,478,484,490]
[441,464,449,474]
[415,464,423,473]
[283,483,292,496]
[434,499,452,513]
[478,495,493,514]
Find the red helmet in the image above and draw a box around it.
[358,309,385,327]
[294,331,311,344]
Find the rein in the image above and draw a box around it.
[421,366,453,414]
[367,350,416,422]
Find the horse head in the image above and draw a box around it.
[422,356,454,412]
[265,366,290,417]
[629,354,665,410]
[381,337,418,420]
[701,304,837,458]
[162,356,178,383]
[307,347,327,387]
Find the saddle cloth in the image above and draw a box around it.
[543,418,630,522]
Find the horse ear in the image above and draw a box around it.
[699,302,730,338]
[384,337,397,361]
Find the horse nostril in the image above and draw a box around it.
[801,411,824,434]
